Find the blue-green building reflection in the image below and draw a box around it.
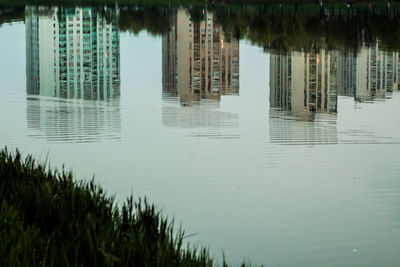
[26,6,120,100]
[25,6,121,143]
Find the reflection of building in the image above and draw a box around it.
[268,44,400,145]
[337,43,400,102]
[337,52,357,97]
[269,109,337,145]
[269,49,338,144]
[270,50,338,121]
[25,6,121,142]
[26,6,120,100]
[271,44,400,113]
[162,9,239,104]
[27,97,121,143]
[162,105,239,129]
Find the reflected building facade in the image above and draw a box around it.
[25,6,121,142]
[26,97,121,143]
[337,43,400,102]
[268,43,400,145]
[26,6,120,100]
[162,9,239,104]
[269,49,339,144]
[270,43,400,119]
[270,49,338,121]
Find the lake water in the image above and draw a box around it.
[1,4,400,266]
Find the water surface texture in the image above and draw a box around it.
[1,4,400,266]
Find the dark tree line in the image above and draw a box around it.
[2,2,400,52]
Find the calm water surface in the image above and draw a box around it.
[1,4,400,266]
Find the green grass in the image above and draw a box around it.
[0,147,231,266]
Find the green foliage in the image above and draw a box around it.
[0,148,217,266]
[213,3,400,52]
[118,6,174,35]
[3,2,400,52]
[0,6,25,25]
[0,0,400,52]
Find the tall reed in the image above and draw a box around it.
[0,148,218,266]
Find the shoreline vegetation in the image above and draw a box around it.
[0,148,234,266]
[2,2,400,52]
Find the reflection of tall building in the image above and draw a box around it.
[162,105,239,129]
[162,9,239,104]
[25,6,121,142]
[268,44,400,145]
[337,54,357,97]
[270,50,338,120]
[269,109,337,145]
[27,97,121,143]
[26,6,120,100]
[270,44,400,113]
[337,43,400,102]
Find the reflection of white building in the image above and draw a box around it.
[27,97,121,142]
[26,6,120,100]
[270,50,338,120]
[337,43,400,101]
[162,9,239,104]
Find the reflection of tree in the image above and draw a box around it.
[214,3,400,53]
[3,3,400,51]
[0,6,24,25]
[118,6,174,35]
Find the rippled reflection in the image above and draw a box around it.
[337,43,400,102]
[27,97,121,143]
[270,48,338,121]
[25,6,121,142]
[161,9,239,131]
[269,108,338,145]
[162,9,239,104]
[269,48,339,144]
[162,103,239,130]
[269,42,400,145]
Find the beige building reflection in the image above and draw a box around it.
[337,43,400,102]
[270,49,338,121]
[269,43,400,144]
[270,43,400,117]
[161,9,239,131]
[25,6,121,142]
[269,109,338,145]
[162,9,239,105]
[269,49,339,144]
[269,50,338,144]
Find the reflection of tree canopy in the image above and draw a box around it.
[3,2,400,52]
[118,6,174,35]
[0,6,24,25]
[213,3,400,52]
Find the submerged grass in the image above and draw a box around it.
[0,148,226,266]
